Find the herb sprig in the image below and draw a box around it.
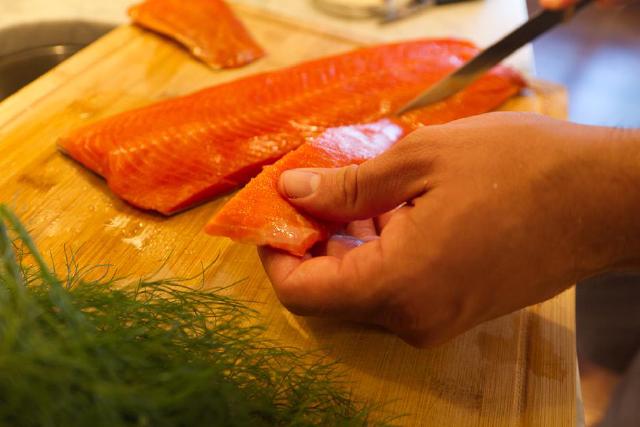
[0,205,391,427]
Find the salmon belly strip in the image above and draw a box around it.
[205,66,525,255]
[128,0,264,68]
[59,39,521,215]
[205,120,404,255]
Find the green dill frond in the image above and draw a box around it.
[0,205,393,427]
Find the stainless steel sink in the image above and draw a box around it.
[0,21,114,101]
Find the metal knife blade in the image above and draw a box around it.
[395,0,592,115]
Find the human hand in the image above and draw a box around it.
[259,112,640,347]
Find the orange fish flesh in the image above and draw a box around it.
[128,0,264,68]
[205,120,404,255]
[59,39,524,215]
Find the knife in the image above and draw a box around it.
[395,0,593,115]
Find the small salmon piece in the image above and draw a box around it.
[205,120,405,256]
[128,0,264,68]
[204,67,525,255]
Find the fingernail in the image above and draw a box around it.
[280,170,320,199]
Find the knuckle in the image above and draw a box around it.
[400,126,449,161]
[391,306,454,348]
[379,299,424,337]
[403,125,441,146]
[405,305,466,348]
[382,303,444,348]
[378,281,467,349]
[402,330,449,349]
[273,284,306,315]
[336,164,360,211]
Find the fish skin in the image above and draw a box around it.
[204,66,525,256]
[128,0,264,69]
[59,39,523,216]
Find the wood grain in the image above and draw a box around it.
[0,5,575,426]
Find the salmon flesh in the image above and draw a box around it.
[59,39,524,216]
[128,0,264,68]
[205,120,404,255]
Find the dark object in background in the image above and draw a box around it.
[577,273,640,373]
[0,21,113,101]
[599,351,640,427]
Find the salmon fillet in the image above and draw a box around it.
[59,39,524,215]
[128,0,264,68]
[205,66,524,255]
[205,120,404,255]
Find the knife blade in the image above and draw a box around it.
[395,0,593,115]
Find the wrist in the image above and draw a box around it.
[577,126,640,276]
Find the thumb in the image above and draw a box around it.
[278,139,430,222]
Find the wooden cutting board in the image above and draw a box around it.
[0,5,575,426]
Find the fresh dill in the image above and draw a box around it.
[0,205,392,427]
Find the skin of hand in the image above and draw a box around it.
[259,112,640,348]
